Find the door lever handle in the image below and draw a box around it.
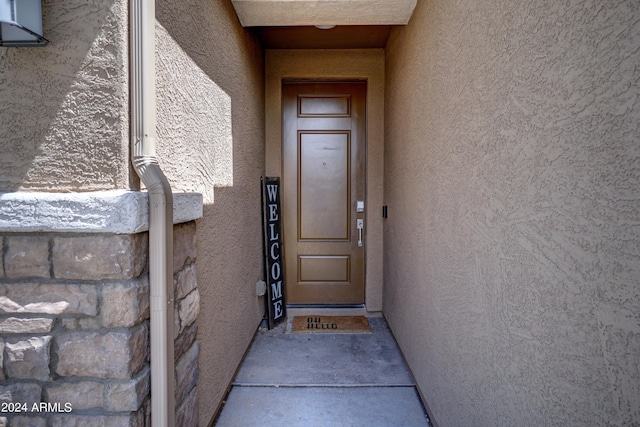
[357,219,364,247]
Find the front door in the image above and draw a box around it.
[282,81,366,304]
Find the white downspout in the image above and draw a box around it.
[130,1,175,426]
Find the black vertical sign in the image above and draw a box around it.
[261,177,286,328]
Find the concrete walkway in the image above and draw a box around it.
[214,313,431,426]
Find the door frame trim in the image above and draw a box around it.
[265,49,385,312]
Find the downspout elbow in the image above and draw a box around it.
[132,153,173,196]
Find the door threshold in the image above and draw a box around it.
[286,304,381,319]
[287,304,365,309]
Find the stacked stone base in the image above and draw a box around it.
[173,222,200,427]
[0,222,199,427]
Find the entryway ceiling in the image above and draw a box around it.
[231,0,417,27]
[257,25,393,49]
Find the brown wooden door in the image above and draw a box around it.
[282,81,366,304]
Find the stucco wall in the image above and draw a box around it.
[383,1,640,426]
[0,0,131,192]
[155,1,265,425]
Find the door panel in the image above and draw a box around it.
[283,82,366,304]
[299,95,351,117]
[299,132,350,240]
[299,256,350,282]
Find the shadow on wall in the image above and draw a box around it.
[155,0,266,425]
[155,0,266,203]
[0,0,131,192]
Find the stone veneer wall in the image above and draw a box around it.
[172,222,200,427]
[0,222,199,427]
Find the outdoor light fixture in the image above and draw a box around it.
[0,0,48,47]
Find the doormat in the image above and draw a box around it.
[292,316,371,333]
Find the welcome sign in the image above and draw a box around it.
[261,177,286,328]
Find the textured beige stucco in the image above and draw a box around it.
[383,1,640,426]
[0,0,131,192]
[266,49,385,311]
[155,1,265,425]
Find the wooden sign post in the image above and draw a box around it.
[261,177,286,328]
